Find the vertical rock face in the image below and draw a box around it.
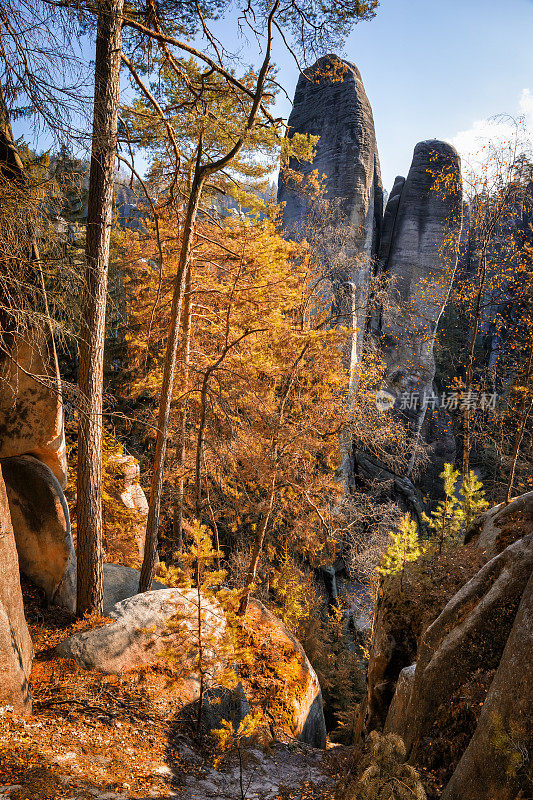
[0,327,67,488]
[378,141,462,457]
[2,455,76,611]
[441,567,533,800]
[401,533,533,760]
[278,54,383,380]
[0,465,33,713]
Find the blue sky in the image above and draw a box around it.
[13,0,533,193]
[266,0,533,191]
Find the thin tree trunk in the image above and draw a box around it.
[237,478,276,616]
[77,0,123,616]
[505,341,533,504]
[462,252,487,480]
[195,572,204,730]
[138,0,278,592]
[172,262,193,550]
[139,173,205,592]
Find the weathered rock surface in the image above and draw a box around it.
[106,453,148,561]
[0,465,33,713]
[278,54,382,380]
[358,546,486,736]
[0,450,163,612]
[441,569,533,800]
[0,329,67,487]
[384,663,416,736]
[377,141,462,458]
[401,532,533,760]
[465,490,533,559]
[102,563,166,615]
[57,588,223,681]
[1,454,75,611]
[279,54,382,252]
[246,599,327,749]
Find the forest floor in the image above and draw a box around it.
[0,580,351,800]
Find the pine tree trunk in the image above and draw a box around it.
[237,479,276,616]
[462,252,486,481]
[139,174,205,592]
[172,262,193,550]
[77,0,123,616]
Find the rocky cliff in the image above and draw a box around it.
[377,140,462,469]
[279,56,463,487]
[278,54,383,384]
[360,494,533,799]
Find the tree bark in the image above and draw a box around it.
[462,251,486,483]
[172,262,193,550]
[139,173,205,592]
[77,0,123,616]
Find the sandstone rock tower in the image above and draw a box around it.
[278,54,383,383]
[279,57,463,481]
[378,140,463,465]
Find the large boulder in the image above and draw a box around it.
[0,449,163,614]
[0,465,33,713]
[441,569,533,800]
[377,141,462,457]
[465,490,533,560]
[102,562,166,615]
[1,454,75,611]
[245,599,327,749]
[278,54,383,384]
[0,328,67,487]
[57,588,226,684]
[106,452,148,561]
[57,590,327,749]
[400,532,533,761]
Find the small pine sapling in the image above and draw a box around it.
[460,469,488,529]
[212,712,262,800]
[378,514,424,590]
[423,463,464,553]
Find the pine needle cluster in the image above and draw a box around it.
[423,463,488,552]
[344,731,427,800]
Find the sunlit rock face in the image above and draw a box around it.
[0,327,67,488]
[278,54,383,382]
[377,140,462,463]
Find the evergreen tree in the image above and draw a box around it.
[460,468,488,528]
[378,514,423,590]
[423,463,463,553]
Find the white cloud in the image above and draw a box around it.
[519,87,533,122]
[449,90,533,173]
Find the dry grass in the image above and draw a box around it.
[0,578,199,799]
